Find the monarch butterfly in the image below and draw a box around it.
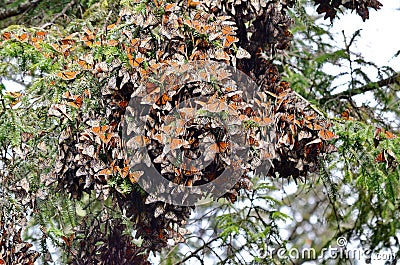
[374,127,382,140]
[154,204,165,219]
[51,43,74,56]
[91,125,108,134]
[212,49,230,61]
[81,28,96,46]
[165,3,178,12]
[106,23,117,31]
[163,121,185,135]
[209,141,230,153]
[221,25,236,36]
[318,129,338,141]
[177,107,197,120]
[247,136,259,146]
[223,35,239,48]
[181,163,200,176]
[324,143,337,154]
[106,40,119,46]
[169,138,186,150]
[384,130,397,139]
[229,93,242,103]
[107,22,121,31]
[130,38,140,47]
[126,135,150,149]
[304,114,317,121]
[374,127,397,147]
[341,109,354,120]
[193,22,212,34]
[2,32,11,40]
[14,33,29,42]
[140,13,158,28]
[48,103,69,119]
[61,234,74,248]
[77,59,93,70]
[50,43,60,51]
[236,47,251,59]
[241,106,255,116]
[35,31,47,40]
[117,166,129,178]
[81,144,95,157]
[149,62,162,71]
[251,116,273,126]
[298,130,312,141]
[225,191,238,203]
[188,0,200,8]
[156,93,171,106]
[304,121,323,131]
[259,148,274,160]
[215,68,231,81]
[375,128,396,139]
[91,125,113,144]
[21,132,34,142]
[197,97,228,113]
[62,91,75,99]
[127,52,144,68]
[60,37,76,45]
[57,71,80,80]
[83,28,95,38]
[98,167,113,176]
[117,100,129,108]
[375,151,385,163]
[67,96,83,108]
[83,89,91,98]
[375,149,396,169]
[5,91,23,99]
[304,141,323,158]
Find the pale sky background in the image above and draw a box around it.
[322,1,400,105]
[2,1,400,264]
[329,1,400,70]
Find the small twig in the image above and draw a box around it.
[174,237,220,265]
[102,10,113,33]
[50,0,76,24]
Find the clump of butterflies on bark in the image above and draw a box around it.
[0,0,382,264]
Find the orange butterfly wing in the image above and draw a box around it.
[2,32,11,40]
[67,96,83,108]
[98,167,113,176]
[375,151,385,163]
[57,71,79,80]
[319,129,338,141]
[129,171,144,184]
[384,130,397,139]
[16,33,29,42]
[156,93,171,106]
[223,35,238,48]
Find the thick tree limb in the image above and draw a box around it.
[0,0,42,21]
[321,72,400,103]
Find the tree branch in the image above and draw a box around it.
[321,72,400,104]
[174,237,221,265]
[0,0,42,21]
[50,0,76,24]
